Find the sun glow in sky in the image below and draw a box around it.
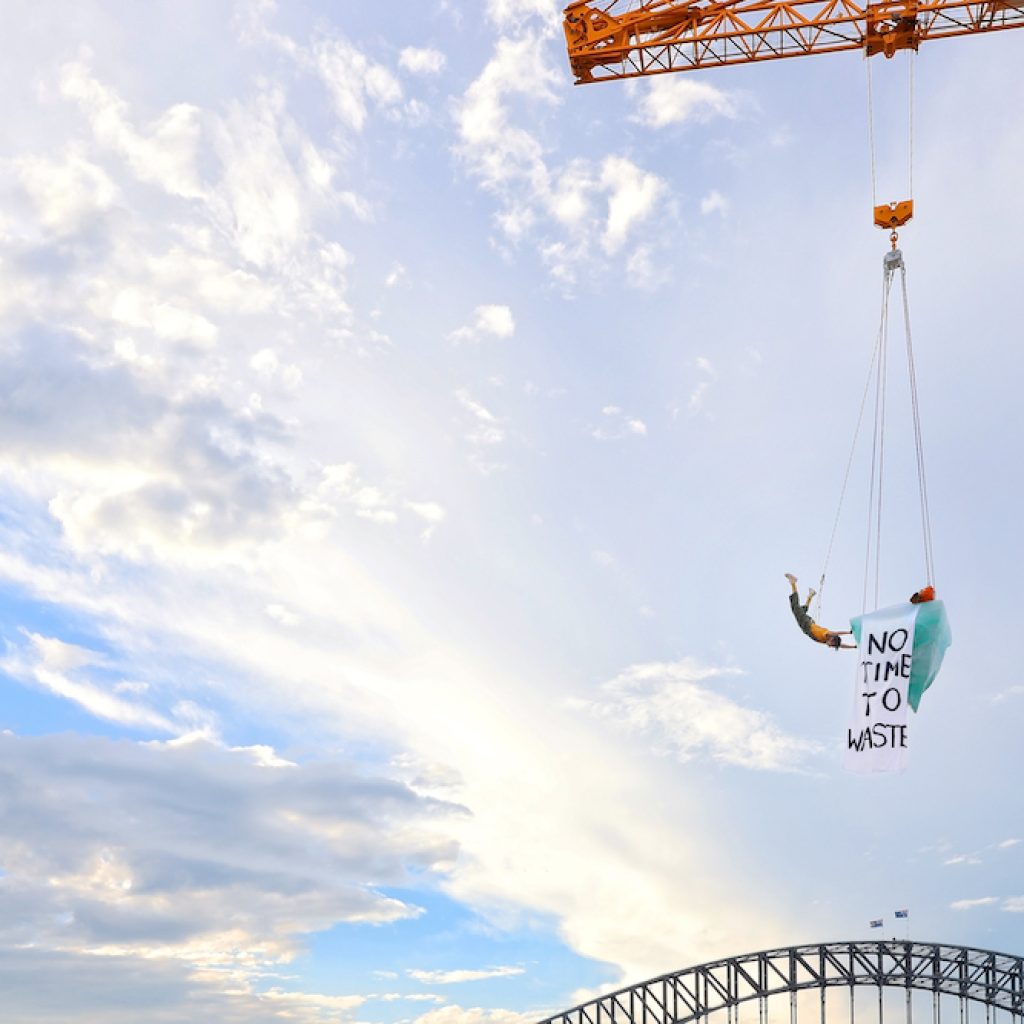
[1,2,1023,1022]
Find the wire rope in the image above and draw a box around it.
[866,55,878,208]
[908,50,915,201]
[860,261,898,614]
[874,284,889,611]
[815,276,886,620]
[899,260,936,585]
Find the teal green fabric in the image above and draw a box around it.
[850,600,951,713]
[907,600,951,711]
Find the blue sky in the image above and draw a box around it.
[1,2,1023,1022]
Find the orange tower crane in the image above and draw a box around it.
[564,0,1024,232]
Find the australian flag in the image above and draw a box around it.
[870,919,883,928]
[895,909,909,919]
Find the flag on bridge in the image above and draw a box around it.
[870,919,883,928]
[895,909,909,919]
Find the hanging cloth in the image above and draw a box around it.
[850,599,951,713]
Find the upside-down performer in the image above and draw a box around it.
[785,573,856,650]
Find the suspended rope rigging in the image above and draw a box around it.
[820,248,935,618]
[866,56,878,209]
[818,48,930,618]
[863,255,895,614]
[814,283,884,620]
[899,257,936,585]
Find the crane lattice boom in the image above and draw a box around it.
[564,0,1024,82]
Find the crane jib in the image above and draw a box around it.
[563,0,1024,82]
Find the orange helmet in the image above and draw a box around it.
[910,585,935,603]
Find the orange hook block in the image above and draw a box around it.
[874,199,914,229]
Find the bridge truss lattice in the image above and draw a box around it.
[538,942,1024,1024]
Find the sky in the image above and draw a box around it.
[0,1,1022,1022]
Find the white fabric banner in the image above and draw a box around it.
[844,602,919,774]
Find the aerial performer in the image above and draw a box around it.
[785,574,856,650]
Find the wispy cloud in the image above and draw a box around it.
[400,46,447,75]
[453,12,670,288]
[0,730,462,1011]
[408,1004,538,1024]
[575,659,822,773]
[950,897,998,910]
[629,76,740,130]
[448,304,515,343]
[2,632,175,734]
[992,684,1024,703]
[456,389,504,446]
[592,405,647,440]
[408,966,524,984]
[700,190,730,216]
[688,356,717,415]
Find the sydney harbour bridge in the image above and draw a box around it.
[538,943,1023,1024]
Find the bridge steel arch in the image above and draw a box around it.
[538,942,1024,1024]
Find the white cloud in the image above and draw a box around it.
[486,0,560,28]
[449,304,515,343]
[600,156,664,255]
[577,659,822,773]
[2,631,175,733]
[454,22,669,287]
[406,501,447,540]
[992,684,1024,702]
[1003,897,1024,912]
[950,897,998,910]
[377,992,448,1004]
[16,152,118,234]
[0,730,460,989]
[689,356,717,414]
[700,190,730,216]
[101,285,218,347]
[997,838,1021,849]
[592,405,647,440]
[60,60,204,198]
[265,602,300,627]
[400,47,447,75]
[410,1006,537,1024]
[407,966,524,984]
[250,347,303,390]
[632,76,739,130]
[0,733,462,1019]
[311,464,408,526]
[944,854,982,866]
[0,948,369,1024]
[210,89,335,270]
[456,389,505,448]
[625,245,669,290]
[308,37,402,131]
